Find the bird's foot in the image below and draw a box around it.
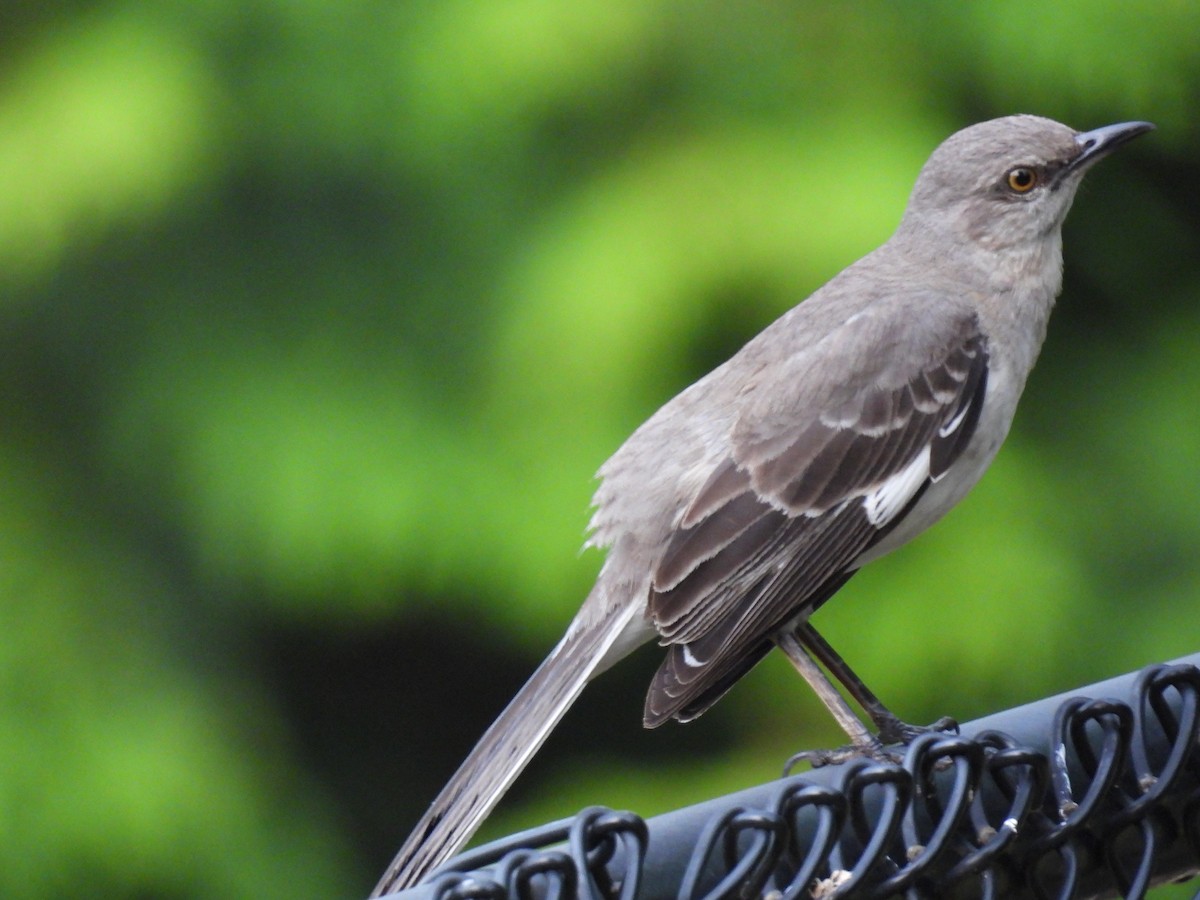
[783,735,898,773]
[782,715,959,775]
[874,713,958,746]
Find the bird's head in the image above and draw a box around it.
[899,115,1153,255]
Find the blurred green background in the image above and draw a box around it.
[2,2,1199,897]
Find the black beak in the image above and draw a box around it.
[1069,121,1155,172]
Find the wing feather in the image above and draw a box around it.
[643,319,989,725]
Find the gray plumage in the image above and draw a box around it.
[372,114,1152,896]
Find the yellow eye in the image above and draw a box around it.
[1006,166,1038,193]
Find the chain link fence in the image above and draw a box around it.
[380,655,1200,900]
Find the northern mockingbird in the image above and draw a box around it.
[373,114,1152,896]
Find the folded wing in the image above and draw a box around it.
[644,315,989,726]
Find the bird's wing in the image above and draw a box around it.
[644,309,989,726]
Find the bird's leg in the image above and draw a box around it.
[793,622,957,745]
[773,630,876,749]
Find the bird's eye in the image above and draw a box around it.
[1005,167,1038,193]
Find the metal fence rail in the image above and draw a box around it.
[379,654,1200,900]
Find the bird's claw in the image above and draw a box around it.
[783,736,899,774]
[782,716,959,775]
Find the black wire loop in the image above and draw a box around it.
[940,731,1049,896]
[494,849,576,900]
[770,782,847,900]
[568,807,648,900]
[406,662,1200,900]
[427,870,509,900]
[862,733,983,897]
[677,806,787,900]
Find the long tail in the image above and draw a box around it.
[371,591,640,897]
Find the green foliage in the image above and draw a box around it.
[1,2,1198,896]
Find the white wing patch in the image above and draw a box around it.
[862,446,931,527]
[938,400,972,440]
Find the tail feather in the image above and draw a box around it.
[371,596,639,897]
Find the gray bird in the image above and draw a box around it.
[373,114,1152,896]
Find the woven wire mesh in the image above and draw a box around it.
[379,659,1200,900]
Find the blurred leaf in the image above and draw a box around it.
[0,443,354,897]
[0,9,219,288]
